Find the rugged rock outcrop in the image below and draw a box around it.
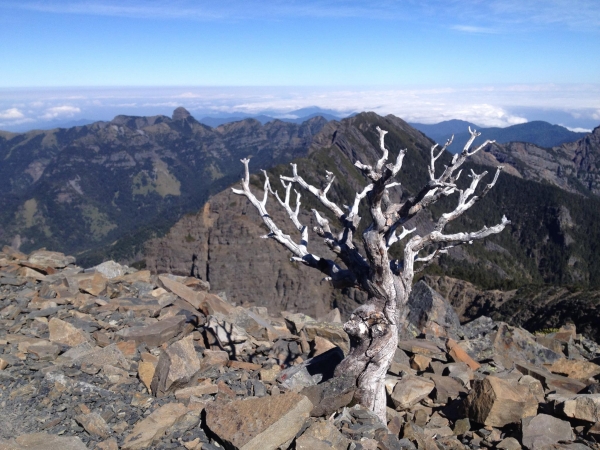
[471,125,600,197]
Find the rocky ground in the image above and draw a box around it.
[1,247,600,449]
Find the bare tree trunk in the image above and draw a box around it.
[334,299,399,419]
[233,124,509,423]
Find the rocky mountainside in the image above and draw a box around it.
[470,125,600,197]
[143,112,600,323]
[2,247,600,449]
[411,120,589,153]
[0,108,327,264]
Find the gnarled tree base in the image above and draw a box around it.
[334,302,399,422]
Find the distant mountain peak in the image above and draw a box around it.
[172,107,191,121]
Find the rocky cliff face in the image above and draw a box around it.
[0,109,327,263]
[471,125,600,197]
[143,112,437,317]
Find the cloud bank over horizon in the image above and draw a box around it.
[1,84,599,133]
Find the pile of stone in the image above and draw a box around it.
[1,247,600,450]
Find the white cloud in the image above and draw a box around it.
[40,105,81,120]
[452,25,498,34]
[2,84,598,131]
[565,126,592,133]
[0,107,25,120]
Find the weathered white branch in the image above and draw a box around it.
[232,158,356,288]
[414,247,450,263]
[413,244,457,274]
[281,164,345,219]
[388,148,407,178]
[274,178,303,232]
[347,184,374,222]
[435,166,504,232]
[375,126,389,171]
[429,135,453,181]
[386,226,416,248]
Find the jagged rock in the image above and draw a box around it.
[300,374,356,417]
[228,306,280,340]
[115,315,189,348]
[497,437,522,450]
[426,374,467,404]
[453,418,470,436]
[312,335,337,357]
[398,339,447,361]
[199,292,235,316]
[75,412,112,438]
[159,274,204,309]
[62,342,130,370]
[205,392,313,450]
[150,335,201,397]
[463,376,538,427]
[407,281,461,338]
[556,394,600,422]
[27,340,61,361]
[122,402,188,450]
[198,349,229,374]
[492,323,562,368]
[390,375,435,409]
[548,358,600,380]
[296,420,349,450]
[515,362,587,395]
[445,362,473,387]
[74,272,108,296]
[96,438,119,450]
[175,382,219,399]
[28,250,75,268]
[138,361,156,393]
[90,261,129,279]
[411,354,432,371]
[277,364,320,391]
[3,245,600,449]
[205,313,252,354]
[259,365,281,383]
[48,317,89,347]
[518,375,546,403]
[18,266,47,281]
[446,338,481,370]
[303,322,350,355]
[318,307,342,323]
[521,414,574,449]
[0,433,87,450]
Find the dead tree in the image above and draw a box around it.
[232,126,509,421]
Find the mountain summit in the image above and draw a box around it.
[172,106,192,121]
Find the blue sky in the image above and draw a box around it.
[0,0,599,131]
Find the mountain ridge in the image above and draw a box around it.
[142,112,600,320]
[0,108,328,264]
[410,119,589,152]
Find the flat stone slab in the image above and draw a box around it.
[464,375,538,427]
[0,432,87,450]
[398,339,447,361]
[205,392,313,450]
[116,315,188,348]
[557,394,600,423]
[122,402,188,450]
[522,414,574,449]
